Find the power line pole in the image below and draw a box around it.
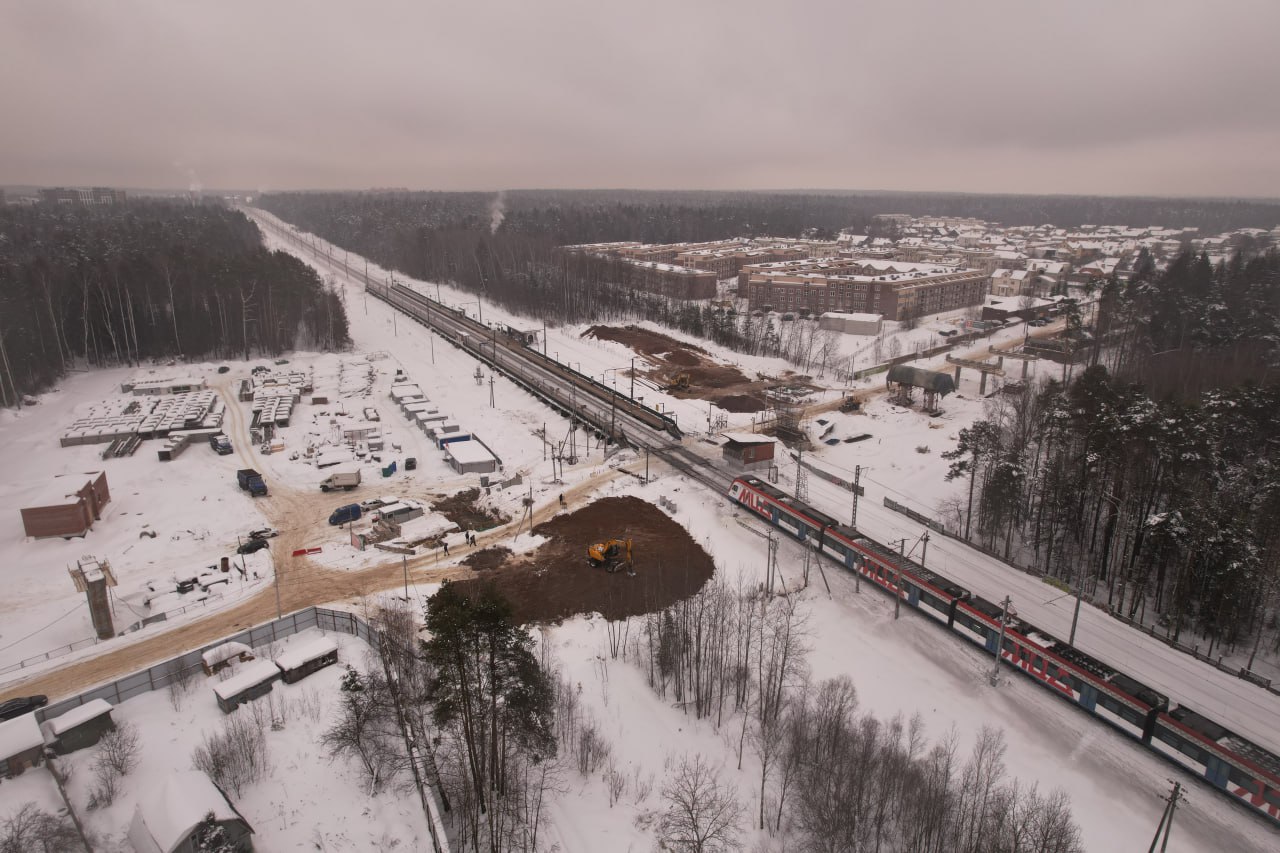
[273,559,282,620]
[1069,561,1086,646]
[630,356,635,399]
[893,538,907,619]
[921,531,930,568]
[1147,781,1184,853]
[851,464,862,529]
[403,554,409,601]
[795,448,808,502]
[989,595,1013,686]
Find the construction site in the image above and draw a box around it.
[447,496,716,623]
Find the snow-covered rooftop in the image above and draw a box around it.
[131,770,243,853]
[273,636,338,672]
[44,698,113,736]
[0,711,42,757]
[211,659,280,700]
[445,439,496,465]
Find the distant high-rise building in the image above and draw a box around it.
[39,186,126,206]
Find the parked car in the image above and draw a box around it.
[328,503,362,526]
[237,538,270,555]
[404,457,417,471]
[0,695,48,721]
[247,527,279,540]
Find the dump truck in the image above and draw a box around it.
[236,468,268,497]
[587,538,633,573]
[320,470,361,492]
[209,434,233,455]
[328,503,361,526]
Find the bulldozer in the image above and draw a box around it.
[587,538,633,573]
[667,372,691,391]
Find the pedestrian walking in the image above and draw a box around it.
[559,493,566,507]
[442,540,450,556]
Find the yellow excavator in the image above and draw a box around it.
[587,538,633,573]
[667,372,691,391]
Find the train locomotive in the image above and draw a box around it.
[728,475,1280,825]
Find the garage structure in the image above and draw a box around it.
[444,439,498,474]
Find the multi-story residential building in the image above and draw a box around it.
[39,187,127,206]
[743,260,987,320]
[989,268,1032,297]
[620,259,717,299]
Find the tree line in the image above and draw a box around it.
[624,576,1084,852]
[942,250,1280,659]
[0,200,350,404]
[253,192,1277,380]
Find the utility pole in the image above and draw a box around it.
[489,373,495,408]
[273,560,282,620]
[1147,781,1184,853]
[990,596,1013,686]
[630,356,635,399]
[1069,562,1086,646]
[766,533,779,595]
[921,531,930,568]
[403,554,409,600]
[645,447,650,483]
[851,465,862,529]
[795,448,808,501]
[894,538,907,619]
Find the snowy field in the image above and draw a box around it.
[0,214,1274,851]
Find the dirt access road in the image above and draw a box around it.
[0,384,628,704]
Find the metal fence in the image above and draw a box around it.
[33,605,449,853]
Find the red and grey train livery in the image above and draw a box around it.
[728,475,1280,825]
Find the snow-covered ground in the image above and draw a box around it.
[1,215,1274,851]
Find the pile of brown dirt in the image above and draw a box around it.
[716,393,767,412]
[430,488,511,532]
[449,496,715,624]
[462,546,512,571]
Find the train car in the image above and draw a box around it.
[1152,707,1280,822]
[727,476,1280,826]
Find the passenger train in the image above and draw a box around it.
[728,475,1280,826]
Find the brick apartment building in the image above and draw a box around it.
[620,259,718,299]
[743,260,987,320]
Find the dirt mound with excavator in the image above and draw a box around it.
[449,495,715,624]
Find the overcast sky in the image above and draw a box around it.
[3,0,1279,197]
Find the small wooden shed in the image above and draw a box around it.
[274,636,339,685]
[0,712,45,777]
[201,642,255,676]
[719,432,777,472]
[212,660,280,713]
[40,698,115,755]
